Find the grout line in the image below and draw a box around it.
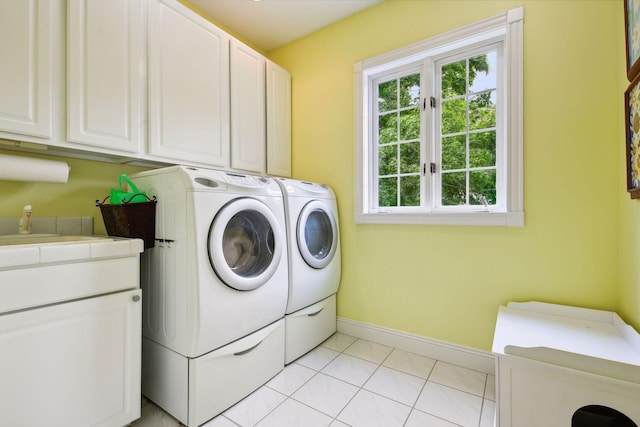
[250,391,288,427]
[298,334,484,426]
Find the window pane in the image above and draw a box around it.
[400,175,420,206]
[441,99,466,134]
[379,113,397,144]
[441,171,466,206]
[379,177,398,207]
[441,135,466,171]
[469,91,496,130]
[469,169,496,205]
[378,145,397,176]
[469,131,496,168]
[378,80,397,112]
[469,51,496,94]
[400,108,420,140]
[400,142,420,173]
[441,59,466,98]
[400,74,421,108]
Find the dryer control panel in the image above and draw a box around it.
[223,171,268,187]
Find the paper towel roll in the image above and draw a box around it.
[0,154,70,183]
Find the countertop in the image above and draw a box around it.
[0,235,144,269]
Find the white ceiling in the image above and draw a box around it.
[187,0,382,52]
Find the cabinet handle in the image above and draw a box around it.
[307,307,324,317]
[132,295,141,303]
[233,340,263,356]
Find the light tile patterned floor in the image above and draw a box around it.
[132,333,495,427]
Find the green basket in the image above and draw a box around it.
[110,174,148,205]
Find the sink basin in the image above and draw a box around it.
[0,234,114,246]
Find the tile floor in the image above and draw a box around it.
[132,333,496,427]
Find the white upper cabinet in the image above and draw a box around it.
[0,0,290,173]
[266,60,291,177]
[230,39,266,174]
[67,0,145,153]
[147,0,230,167]
[0,0,60,139]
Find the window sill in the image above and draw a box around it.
[354,211,524,226]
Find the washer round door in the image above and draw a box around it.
[208,198,283,291]
[296,200,338,269]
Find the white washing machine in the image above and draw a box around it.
[130,166,288,427]
[276,178,341,363]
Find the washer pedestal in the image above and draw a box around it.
[143,320,284,427]
[285,294,336,364]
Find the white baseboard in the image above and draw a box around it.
[337,317,495,375]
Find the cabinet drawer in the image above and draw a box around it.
[285,294,336,364]
[0,255,140,313]
[189,319,284,426]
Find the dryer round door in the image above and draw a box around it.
[208,198,283,291]
[296,200,338,269]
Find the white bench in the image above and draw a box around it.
[492,301,640,426]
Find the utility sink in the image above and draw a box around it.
[0,234,114,246]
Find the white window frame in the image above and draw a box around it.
[355,7,524,226]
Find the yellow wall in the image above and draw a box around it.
[0,148,148,235]
[269,0,625,350]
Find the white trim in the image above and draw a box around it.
[506,8,524,215]
[355,210,524,226]
[433,41,504,211]
[507,6,524,24]
[354,6,524,227]
[337,316,495,375]
[360,14,508,73]
[355,64,366,219]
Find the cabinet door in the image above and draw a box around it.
[230,39,266,173]
[266,60,292,177]
[67,0,145,153]
[0,289,142,427]
[148,0,230,167]
[0,0,59,138]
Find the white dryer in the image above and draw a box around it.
[130,166,288,427]
[276,178,341,363]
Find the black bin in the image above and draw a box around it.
[572,405,637,427]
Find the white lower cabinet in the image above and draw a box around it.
[0,289,142,427]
